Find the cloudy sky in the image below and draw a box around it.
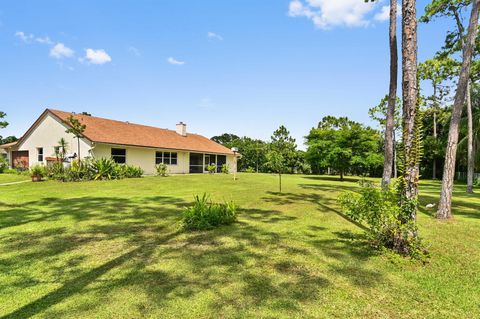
[0,1,456,147]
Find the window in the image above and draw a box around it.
[37,148,43,162]
[155,151,178,165]
[111,148,126,164]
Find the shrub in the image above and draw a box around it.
[30,164,47,180]
[338,181,427,259]
[221,164,230,174]
[155,163,168,176]
[244,167,255,173]
[182,193,237,231]
[0,156,8,173]
[120,164,144,178]
[207,164,217,174]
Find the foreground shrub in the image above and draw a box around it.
[182,193,237,230]
[338,181,427,260]
[155,163,168,176]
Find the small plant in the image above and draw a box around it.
[0,156,8,173]
[182,193,237,231]
[338,181,428,260]
[30,164,46,182]
[207,164,217,174]
[244,167,255,173]
[221,164,230,174]
[155,163,168,176]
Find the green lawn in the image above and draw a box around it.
[0,173,30,185]
[0,174,479,318]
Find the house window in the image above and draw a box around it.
[37,148,44,162]
[155,151,177,165]
[111,148,126,164]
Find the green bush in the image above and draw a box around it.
[207,164,217,174]
[50,158,143,182]
[338,181,427,259]
[182,193,237,231]
[244,167,255,173]
[30,164,47,178]
[155,163,168,176]
[0,156,8,173]
[221,164,230,174]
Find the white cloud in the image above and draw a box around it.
[167,57,185,65]
[207,32,223,41]
[84,48,112,64]
[128,46,141,56]
[50,43,74,59]
[374,4,401,22]
[15,31,34,43]
[288,0,379,29]
[36,36,53,44]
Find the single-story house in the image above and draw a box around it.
[0,109,238,174]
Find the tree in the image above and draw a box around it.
[305,116,383,180]
[366,0,398,190]
[212,134,269,172]
[422,0,480,193]
[419,57,457,179]
[369,95,402,178]
[267,125,297,192]
[65,115,86,161]
[0,112,7,129]
[437,0,480,218]
[211,133,240,147]
[393,0,421,254]
[266,150,286,192]
[56,138,69,159]
[0,136,18,145]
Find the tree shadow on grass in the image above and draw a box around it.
[1,192,385,318]
[262,191,369,231]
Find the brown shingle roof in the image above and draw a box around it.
[0,141,17,149]
[48,109,234,155]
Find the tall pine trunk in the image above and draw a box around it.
[437,0,480,219]
[467,80,475,193]
[401,0,419,202]
[382,0,398,188]
[432,85,438,180]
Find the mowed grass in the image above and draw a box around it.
[0,173,30,184]
[0,173,479,318]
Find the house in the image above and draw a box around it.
[0,109,238,174]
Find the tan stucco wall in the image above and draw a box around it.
[16,113,91,167]
[92,144,190,175]
[92,143,236,175]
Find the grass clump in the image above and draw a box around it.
[182,193,237,230]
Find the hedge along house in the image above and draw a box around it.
[0,109,238,175]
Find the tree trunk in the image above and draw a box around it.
[381,0,398,189]
[401,0,419,203]
[279,173,282,193]
[438,0,480,219]
[340,169,344,181]
[467,80,475,193]
[432,86,438,180]
[394,133,398,179]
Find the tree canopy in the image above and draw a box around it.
[305,116,383,180]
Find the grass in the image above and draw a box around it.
[0,173,30,184]
[0,173,479,318]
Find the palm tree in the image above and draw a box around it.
[56,138,69,160]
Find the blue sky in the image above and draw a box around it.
[0,0,454,148]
